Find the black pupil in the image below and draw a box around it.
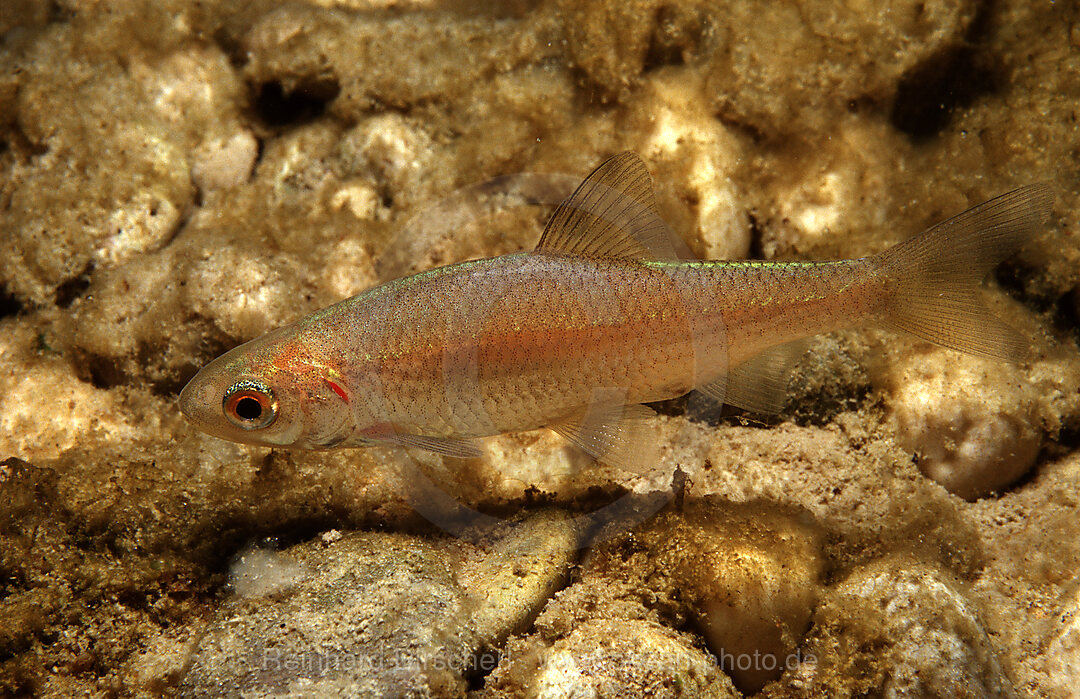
[235,396,263,421]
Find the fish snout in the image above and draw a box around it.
[178,373,221,430]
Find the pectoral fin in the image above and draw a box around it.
[381,434,484,459]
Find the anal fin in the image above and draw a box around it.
[549,399,658,474]
[697,340,810,414]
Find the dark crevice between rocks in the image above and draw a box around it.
[788,350,874,427]
[213,26,249,70]
[80,352,127,391]
[4,119,49,161]
[649,384,871,430]
[72,318,236,395]
[396,485,645,558]
[747,212,766,260]
[191,510,360,577]
[1054,420,1080,455]
[185,452,430,570]
[254,78,341,128]
[714,110,767,144]
[250,133,266,175]
[995,260,1080,347]
[790,386,873,428]
[1057,289,1080,346]
[1014,418,1080,496]
[649,393,779,428]
[465,648,503,691]
[890,20,1003,141]
[642,5,704,73]
[47,0,76,23]
[0,285,22,318]
[1003,452,1047,496]
[54,263,93,308]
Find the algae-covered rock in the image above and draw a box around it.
[1,24,247,305]
[180,510,581,697]
[586,500,824,693]
[799,558,1016,697]
[483,618,739,699]
[478,500,823,695]
[886,350,1041,500]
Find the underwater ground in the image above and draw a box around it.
[2,0,1080,696]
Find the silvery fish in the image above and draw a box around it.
[178,152,1052,470]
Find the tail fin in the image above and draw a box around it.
[876,184,1054,361]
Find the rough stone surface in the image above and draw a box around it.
[1038,583,1080,698]
[885,350,1042,499]
[482,618,739,699]
[179,511,580,697]
[2,1,1080,697]
[582,501,824,694]
[797,559,1017,697]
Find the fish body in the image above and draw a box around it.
[179,153,1052,468]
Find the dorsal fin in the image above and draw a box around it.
[535,152,679,261]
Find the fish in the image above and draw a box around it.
[178,152,1053,470]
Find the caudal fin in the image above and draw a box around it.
[876,184,1054,361]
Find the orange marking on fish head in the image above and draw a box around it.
[270,341,314,374]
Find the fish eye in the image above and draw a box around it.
[223,380,277,430]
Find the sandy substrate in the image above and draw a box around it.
[2,0,1079,696]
